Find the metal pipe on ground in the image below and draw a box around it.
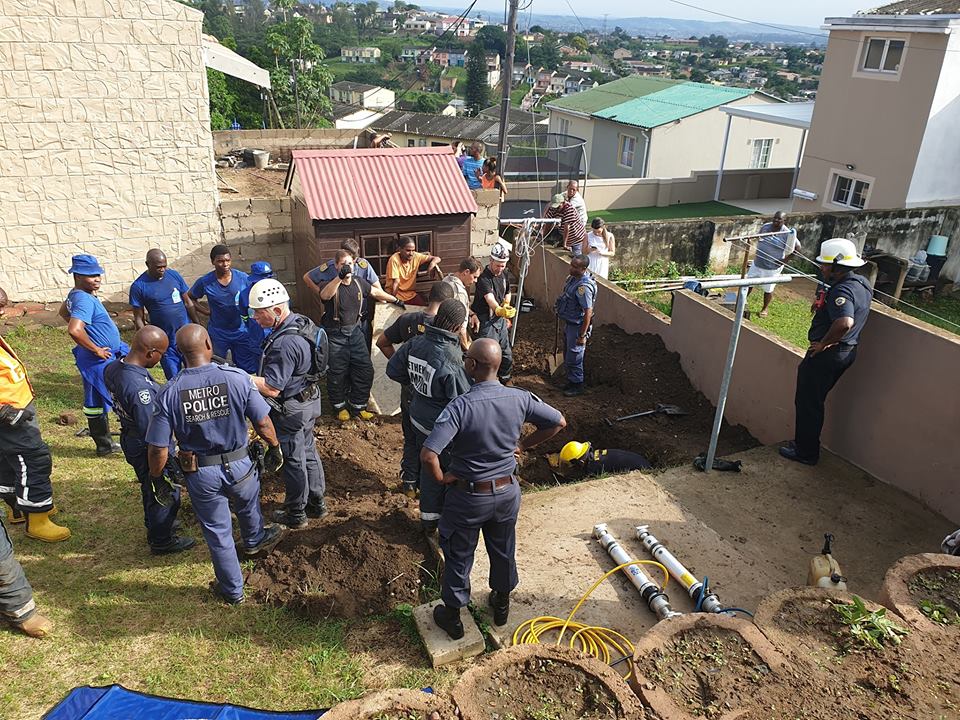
[593,524,681,621]
[635,525,723,613]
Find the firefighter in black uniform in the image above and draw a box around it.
[780,238,872,466]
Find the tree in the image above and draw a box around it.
[464,40,489,115]
[265,14,333,127]
[528,35,561,71]
[570,34,589,52]
[354,0,379,38]
[413,93,447,113]
[476,25,507,58]
[689,68,707,83]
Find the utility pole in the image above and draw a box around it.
[496,0,519,169]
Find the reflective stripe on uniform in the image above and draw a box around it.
[420,511,441,521]
[15,454,46,508]
[83,406,104,417]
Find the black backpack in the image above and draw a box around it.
[260,315,328,381]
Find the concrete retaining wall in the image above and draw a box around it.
[470,189,501,257]
[212,128,359,161]
[218,197,296,287]
[524,248,960,523]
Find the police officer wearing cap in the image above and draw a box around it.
[378,281,455,496]
[249,279,328,530]
[471,241,515,382]
[59,254,128,456]
[387,298,471,536]
[421,338,566,639]
[129,249,200,379]
[239,261,275,369]
[780,238,873,466]
[104,325,195,555]
[146,324,285,604]
[318,250,403,421]
[554,255,596,397]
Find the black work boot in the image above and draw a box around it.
[150,535,197,555]
[563,382,584,397]
[242,522,287,556]
[3,495,25,525]
[489,590,510,626]
[271,509,308,530]
[433,603,464,640]
[88,415,120,456]
[305,498,329,520]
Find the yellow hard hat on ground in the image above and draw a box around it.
[560,441,590,463]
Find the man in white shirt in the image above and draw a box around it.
[566,180,587,228]
[442,257,482,348]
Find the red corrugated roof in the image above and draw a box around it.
[291,146,478,221]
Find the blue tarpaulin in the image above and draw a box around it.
[44,685,326,719]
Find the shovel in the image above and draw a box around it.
[545,316,566,378]
[604,403,687,426]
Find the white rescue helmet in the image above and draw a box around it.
[816,238,865,268]
[490,239,512,263]
[248,278,290,309]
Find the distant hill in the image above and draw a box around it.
[421,5,828,45]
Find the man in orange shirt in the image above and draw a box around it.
[386,238,441,306]
[0,289,70,543]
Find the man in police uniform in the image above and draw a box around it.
[780,238,873,466]
[471,242,515,382]
[554,255,596,397]
[60,254,128,456]
[318,250,403,421]
[104,326,195,555]
[146,324,285,604]
[249,279,327,530]
[0,290,70,542]
[129,249,200,379]
[421,339,566,639]
[547,440,652,480]
[387,299,471,535]
[377,282,455,496]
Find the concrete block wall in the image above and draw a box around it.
[212,128,360,161]
[470,188,501,256]
[218,197,296,287]
[0,0,220,302]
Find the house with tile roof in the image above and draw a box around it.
[546,76,806,179]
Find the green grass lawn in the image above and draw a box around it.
[510,84,529,107]
[0,324,451,719]
[590,201,757,223]
[898,291,960,337]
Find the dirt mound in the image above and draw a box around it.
[512,309,758,481]
[246,498,432,619]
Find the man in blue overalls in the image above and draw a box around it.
[185,245,257,373]
[780,238,873,466]
[554,255,596,397]
[386,299,471,536]
[239,261,274,370]
[146,324,285,604]
[129,249,199,379]
[421,339,566,639]
[470,241,516,382]
[60,254,128,456]
[249,279,327,530]
[104,326,196,555]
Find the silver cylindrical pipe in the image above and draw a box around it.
[635,525,723,614]
[593,523,681,620]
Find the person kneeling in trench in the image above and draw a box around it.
[420,339,566,639]
[547,441,652,481]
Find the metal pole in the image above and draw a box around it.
[791,127,807,195]
[510,219,531,345]
[703,286,747,472]
[713,114,732,201]
[593,524,681,620]
[636,525,723,613]
[496,0,519,169]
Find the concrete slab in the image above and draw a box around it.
[467,446,954,648]
[368,303,410,416]
[413,600,485,667]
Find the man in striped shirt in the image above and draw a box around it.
[543,193,587,255]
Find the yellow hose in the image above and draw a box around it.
[511,560,670,680]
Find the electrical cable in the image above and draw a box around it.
[511,559,670,680]
[721,607,755,618]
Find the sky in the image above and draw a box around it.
[464,0,872,29]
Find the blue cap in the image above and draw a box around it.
[68,254,105,276]
[250,261,274,279]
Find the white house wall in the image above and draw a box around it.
[906,30,960,208]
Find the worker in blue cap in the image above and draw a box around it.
[239,261,274,368]
[59,254,128,456]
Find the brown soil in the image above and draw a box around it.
[217,167,288,197]
[908,567,960,623]
[246,416,438,619]
[471,655,629,720]
[512,309,758,482]
[636,627,771,718]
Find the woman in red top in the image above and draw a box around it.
[480,158,508,201]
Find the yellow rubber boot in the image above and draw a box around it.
[337,409,350,422]
[357,410,375,421]
[25,511,71,543]
[17,613,53,638]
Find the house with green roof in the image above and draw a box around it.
[547,76,806,180]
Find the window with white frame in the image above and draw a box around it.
[831,174,870,209]
[618,134,636,168]
[557,117,570,136]
[860,37,905,74]
[750,138,773,169]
